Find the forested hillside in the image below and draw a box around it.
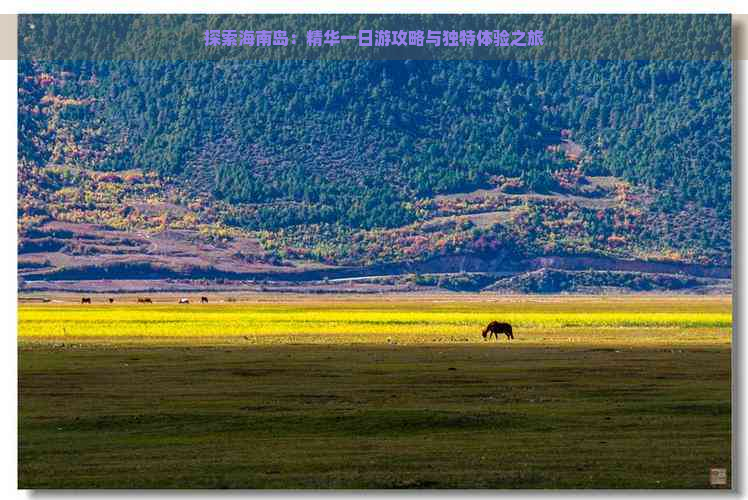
[17,18,733,292]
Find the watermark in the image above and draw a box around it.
[18,14,731,61]
[709,468,727,487]
[204,29,544,48]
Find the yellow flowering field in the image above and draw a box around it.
[17,296,732,346]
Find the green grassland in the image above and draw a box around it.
[18,295,732,488]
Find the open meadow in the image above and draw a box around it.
[18,294,732,488]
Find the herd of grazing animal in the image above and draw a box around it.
[81,296,214,305]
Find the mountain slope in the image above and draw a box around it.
[17,58,732,292]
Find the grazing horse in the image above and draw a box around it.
[201,296,209,304]
[482,321,514,341]
[81,297,91,304]
[137,297,152,304]
[178,298,190,304]
[108,298,114,304]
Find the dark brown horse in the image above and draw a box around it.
[81,297,91,304]
[482,321,514,341]
[201,296,209,304]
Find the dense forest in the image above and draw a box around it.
[19,59,732,224]
[17,15,733,291]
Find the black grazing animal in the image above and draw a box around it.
[137,297,152,304]
[81,297,92,304]
[201,296,209,304]
[482,321,514,341]
[108,298,114,304]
